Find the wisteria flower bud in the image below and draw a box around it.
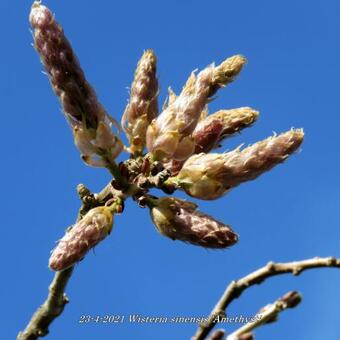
[49,205,115,271]
[146,55,246,161]
[75,120,123,168]
[193,119,224,154]
[194,107,259,153]
[29,2,122,165]
[208,55,246,97]
[149,197,238,248]
[169,129,304,200]
[164,107,258,175]
[122,50,159,155]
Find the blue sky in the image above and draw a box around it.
[2,0,340,339]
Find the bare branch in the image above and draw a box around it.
[17,268,74,340]
[226,291,302,339]
[192,257,340,340]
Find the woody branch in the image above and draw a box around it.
[192,257,340,339]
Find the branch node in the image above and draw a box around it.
[63,294,69,304]
[292,267,302,275]
[266,261,275,271]
[327,256,337,266]
[77,184,91,200]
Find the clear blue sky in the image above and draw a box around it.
[2,0,340,339]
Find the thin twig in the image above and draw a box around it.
[99,151,129,190]
[226,291,302,339]
[17,268,74,340]
[192,257,340,340]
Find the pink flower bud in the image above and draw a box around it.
[171,129,304,200]
[193,107,259,153]
[146,56,246,162]
[29,2,122,165]
[122,50,159,154]
[149,197,238,248]
[49,206,114,271]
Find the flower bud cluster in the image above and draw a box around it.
[30,2,305,259]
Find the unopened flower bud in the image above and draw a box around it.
[74,121,123,167]
[193,119,224,154]
[236,332,254,340]
[146,68,213,161]
[209,55,247,97]
[149,197,238,248]
[49,205,115,271]
[194,107,259,153]
[30,2,104,129]
[29,2,122,165]
[146,56,246,161]
[122,50,159,155]
[170,129,304,200]
[165,107,258,175]
[209,329,225,340]
[172,136,196,161]
[279,291,302,308]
